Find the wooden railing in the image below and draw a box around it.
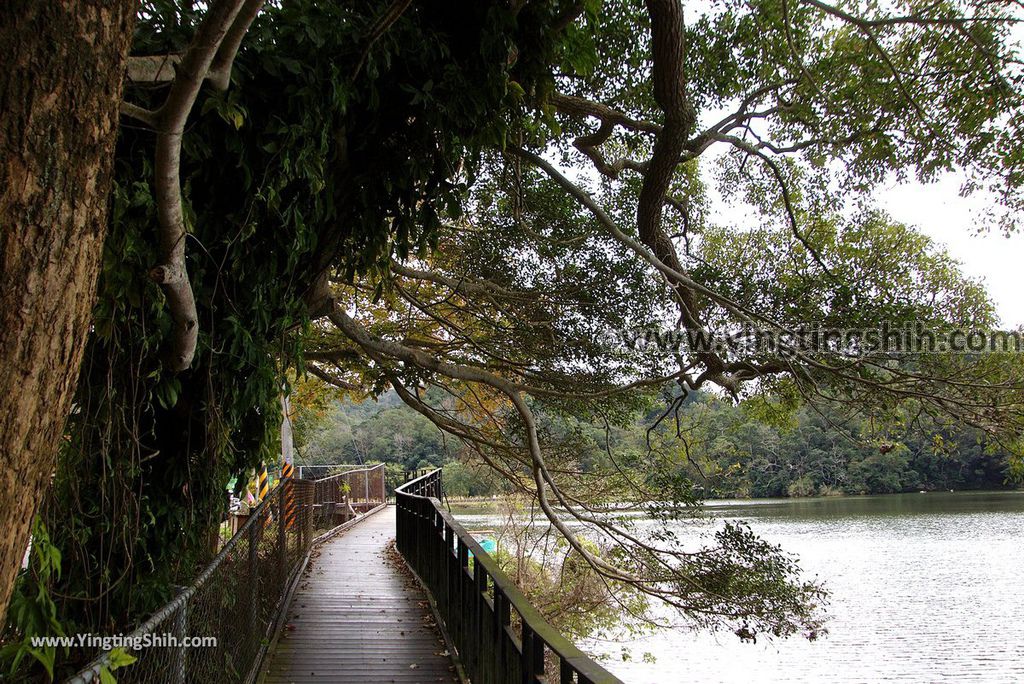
[395,469,623,684]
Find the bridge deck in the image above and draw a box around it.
[262,506,458,683]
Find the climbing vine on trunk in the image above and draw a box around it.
[7,0,576,677]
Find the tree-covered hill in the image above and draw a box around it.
[298,389,1016,499]
[295,389,447,469]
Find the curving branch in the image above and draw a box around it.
[306,363,364,392]
[390,260,540,302]
[714,132,836,277]
[320,297,831,623]
[327,302,635,579]
[119,101,158,127]
[547,92,659,176]
[572,117,648,179]
[121,0,265,371]
[549,92,662,135]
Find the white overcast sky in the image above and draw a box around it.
[876,177,1024,329]
[696,151,1024,329]
[690,117,1024,330]
[677,3,1024,329]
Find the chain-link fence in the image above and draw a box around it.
[66,464,385,684]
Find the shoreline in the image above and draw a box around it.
[444,487,1024,509]
[446,485,1024,511]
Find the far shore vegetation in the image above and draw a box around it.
[295,388,1020,502]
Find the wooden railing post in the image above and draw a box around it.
[473,559,487,679]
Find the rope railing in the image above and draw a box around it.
[65,464,386,684]
[296,463,368,480]
[310,463,386,531]
[395,469,624,684]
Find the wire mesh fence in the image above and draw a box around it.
[66,464,385,684]
[310,463,385,533]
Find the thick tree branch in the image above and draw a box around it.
[547,93,660,177]
[638,0,696,244]
[549,92,662,134]
[208,0,267,90]
[306,363,363,392]
[150,0,248,371]
[391,259,540,302]
[119,101,158,127]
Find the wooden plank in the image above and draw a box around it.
[262,507,458,683]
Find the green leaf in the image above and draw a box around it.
[25,647,55,680]
[108,648,138,670]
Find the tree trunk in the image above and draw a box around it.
[0,0,136,618]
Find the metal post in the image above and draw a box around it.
[297,482,304,551]
[171,586,188,684]
[247,521,258,634]
[278,487,287,577]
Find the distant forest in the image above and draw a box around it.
[294,390,1017,499]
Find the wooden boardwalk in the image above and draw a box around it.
[262,506,458,683]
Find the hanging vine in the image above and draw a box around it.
[2,1,579,678]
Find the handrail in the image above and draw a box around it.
[395,469,623,684]
[65,463,386,684]
[307,458,385,485]
[308,462,386,528]
[297,463,370,479]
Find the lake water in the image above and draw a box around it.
[453,491,1024,683]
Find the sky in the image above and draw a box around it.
[876,176,1024,329]
[698,150,1024,329]
[676,1,1024,330]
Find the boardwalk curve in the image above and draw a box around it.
[262,506,458,683]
